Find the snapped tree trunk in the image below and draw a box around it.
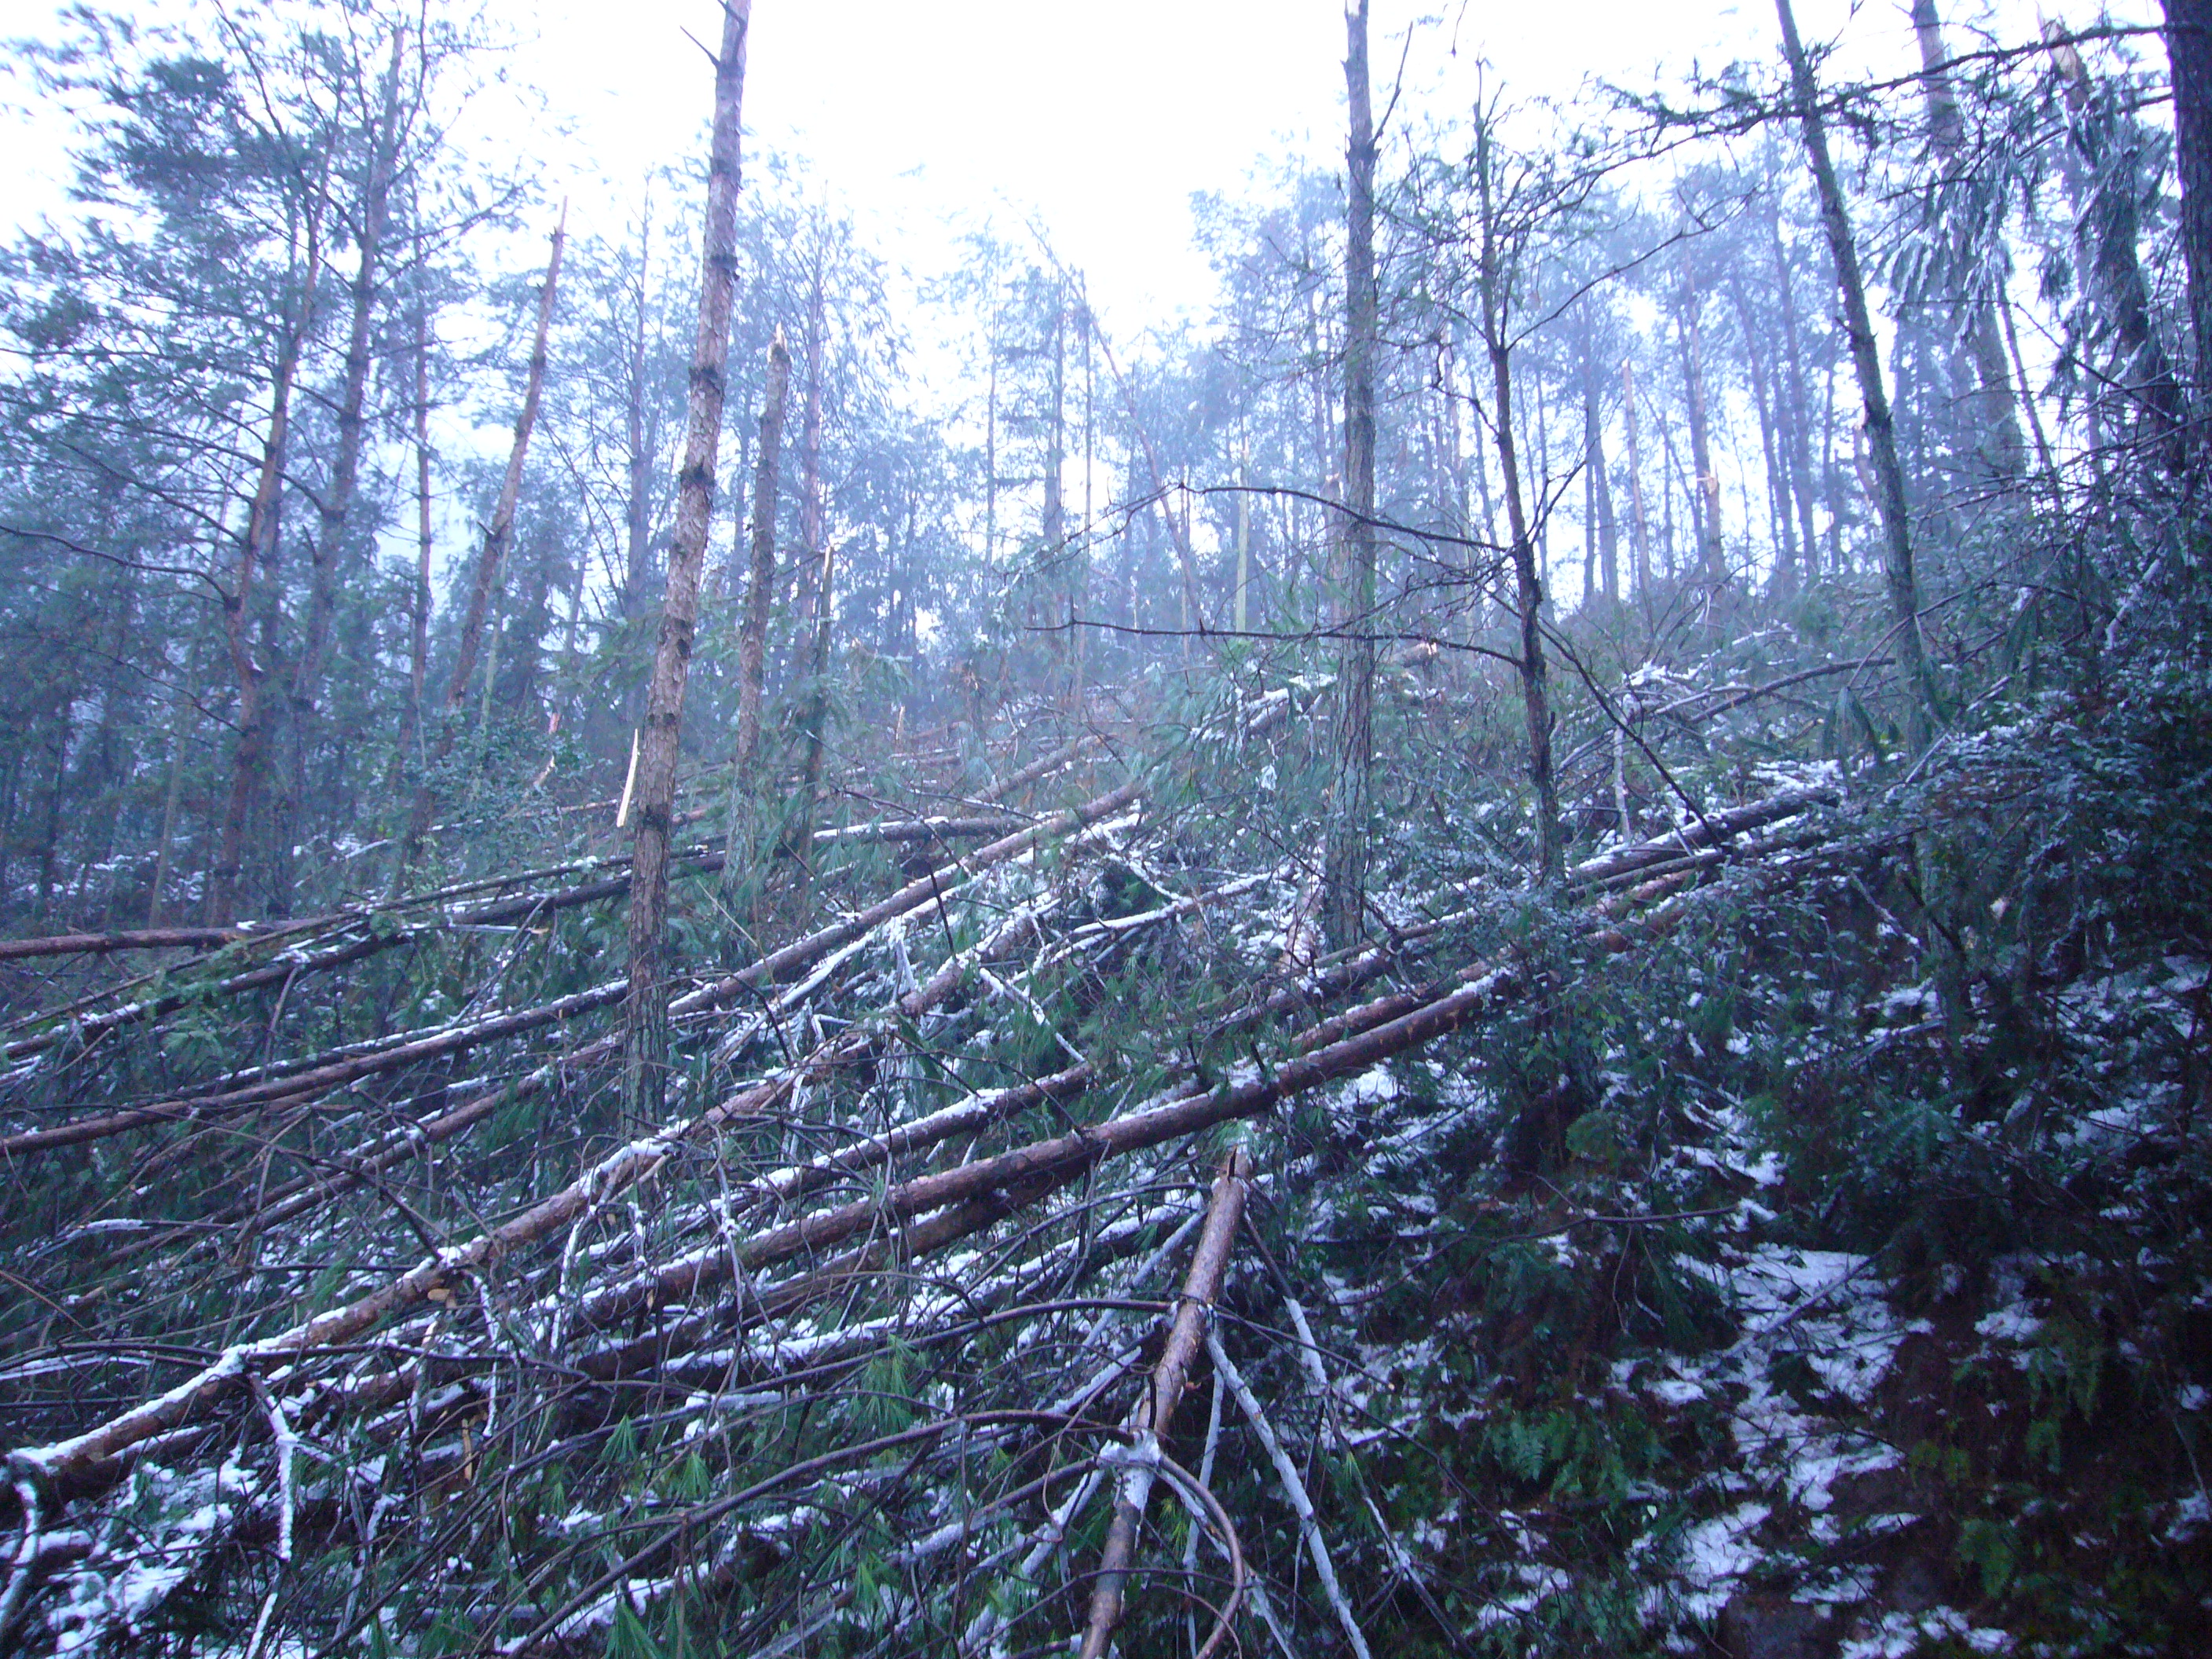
[395,209,566,885]
[1777,0,1940,747]
[624,0,752,1120]
[1322,0,1379,949]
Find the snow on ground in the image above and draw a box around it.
[1646,1243,1917,1624]
[46,1459,262,1654]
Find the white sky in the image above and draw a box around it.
[0,0,2158,338]
[531,0,1766,333]
[523,0,2152,334]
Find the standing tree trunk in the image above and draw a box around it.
[1676,269,1726,584]
[727,330,792,800]
[788,539,836,889]
[1768,208,1825,580]
[624,207,657,621]
[1582,332,1600,606]
[275,27,405,914]
[983,294,999,568]
[778,242,830,859]
[1322,0,1379,950]
[2047,23,2188,451]
[1778,0,1939,746]
[782,251,836,882]
[1727,270,1797,594]
[394,291,435,787]
[1235,420,1253,634]
[211,233,324,926]
[1622,358,1652,611]
[395,209,566,885]
[624,0,753,1120]
[1912,0,2028,480]
[1580,307,1619,604]
[793,242,826,630]
[146,640,199,928]
[1042,287,1066,676]
[1474,109,1563,882]
[2163,0,2212,419]
[1078,308,1209,645]
[1078,296,1095,701]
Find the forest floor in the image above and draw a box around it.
[1,650,2208,1657]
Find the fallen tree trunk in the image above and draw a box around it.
[0,857,1508,1496]
[0,928,258,963]
[5,778,1832,1511]
[2,808,1033,1071]
[1079,1147,1250,1658]
[1565,786,1834,888]
[2,779,1144,1160]
[811,815,1029,848]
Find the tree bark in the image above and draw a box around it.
[1777,0,1939,746]
[1323,0,1379,948]
[624,0,752,1120]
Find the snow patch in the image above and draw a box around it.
[1840,1607,2013,1657]
[1675,1502,1771,1618]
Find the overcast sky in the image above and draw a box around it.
[0,0,2163,338]
[530,0,1770,330]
